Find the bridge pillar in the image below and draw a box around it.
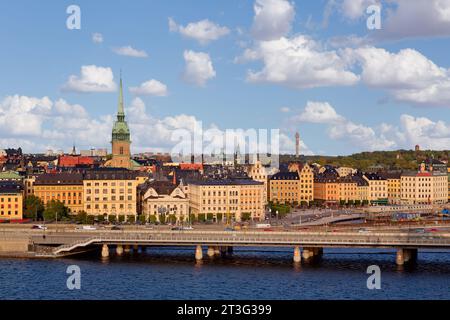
[396,248,404,265]
[214,246,220,256]
[207,246,215,257]
[220,246,228,257]
[227,246,233,255]
[195,245,203,261]
[116,245,123,256]
[101,244,109,258]
[293,246,301,263]
[302,248,313,261]
[404,249,418,263]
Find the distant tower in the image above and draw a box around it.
[295,132,300,157]
[111,74,132,169]
[71,143,76,155]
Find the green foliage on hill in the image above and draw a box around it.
[282,150,449,171]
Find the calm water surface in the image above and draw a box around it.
[0,248,449,300]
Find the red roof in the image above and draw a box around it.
[180,163,203,171]
[58,155,94,167]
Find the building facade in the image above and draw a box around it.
[401,170,448,205]
[33,173,84,213]
[0,181,23,220]
[189,179,265,222]
[138,180,189,222]
[83,169,147,218]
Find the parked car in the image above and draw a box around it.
[111,225,123,231]
[31,224,47,230]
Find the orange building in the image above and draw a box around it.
[0,181,23,220]
[58,155,94,168]
[33,173,84,213]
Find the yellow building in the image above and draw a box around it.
[33,173,84,213]
[270,163,314,205]
[0,181,23,220]
[363,173,388,204]
[245,161,268,204]
[188,178,265,222]
[380,173,402,205]
[401,171,448,205]
[83,169,148,218]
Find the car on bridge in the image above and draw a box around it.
[31,224,47,230]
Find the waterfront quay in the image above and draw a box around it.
[1,224,450,266]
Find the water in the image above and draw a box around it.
[0,248,449,300]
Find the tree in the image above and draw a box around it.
[189,214,196,223]
[118,215,125,223]
[43,200,69,221]
[159,214,166,224]
[127,215,136,224]
[168,214,176,224]
[198,213,206,222]
[24,195,44,220]
[86,215,95,224]
[340,200,346,207]
[139,215,147,224]
[207,213,214,221]
[108,215,117,223]
[149,215,157,224]
[216,213,223,223]
[75,211,87,224]
[241,212,251,221]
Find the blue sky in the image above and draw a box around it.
[0,0,450,156]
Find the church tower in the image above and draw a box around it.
[111,76,132,169]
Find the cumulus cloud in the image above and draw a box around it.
[338,0,380,20]
[280,107,290,113]
[112,46,148,58]
[378,0,450,40]
[251,0,295,41]
[129,79,168,96]
[243,36,359,88]
[62,65,117,93]
[92,33,103,44]
[182,50,216,86]
[292,100,450,151]
[293,101,395,150]
[168,18,230,45]
[295,101,345,123]
[350,46,450,106]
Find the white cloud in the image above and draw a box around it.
[243,36,359,88]
[351,46,450,106]
[379,0,450,40]
[339,0,379,20]
[293,101,395,150]
[280,107,290,113]
[92,33,103,44]
[182,50,216,87]
[63,65,117,93]
[168,18,230,45]
[112,46,148,58]
[129,79,168,96]
[295,101,345,123]
[251,0,295,41]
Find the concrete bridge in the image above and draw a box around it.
[22,228,450,265]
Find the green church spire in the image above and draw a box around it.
[117,72,125,121]
[112,72,130,142]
